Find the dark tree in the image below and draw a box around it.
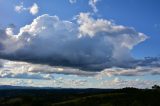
[152,85,160,89]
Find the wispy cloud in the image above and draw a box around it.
[69,0,77,4]
[14,2,27,13]
[0,76,159,88]
[69,0,100,13]
[100,78,160,89]
[89,0,100,13]
[14,2,39,15]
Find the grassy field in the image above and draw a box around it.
[0,88,160,106]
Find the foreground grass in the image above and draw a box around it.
[52,91,160,106]
[0,88,160,106]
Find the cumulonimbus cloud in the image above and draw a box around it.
[0,13,148,71]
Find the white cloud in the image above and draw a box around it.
[77,13,147,62]
[69,0,100,13]
[29,3,39,15]
[14,2,27,13]
[14,3,39,15]
[89,0,100,13]
[100,78,160,89]
[0,71,54,80]
[5,28,14,36]
[0,77,89,88]
[0,60,54,80]
[113,77,120,83]
[0,76,159,88]
[69,0,77,4]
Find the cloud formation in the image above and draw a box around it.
[0,13,147,71]
[0,59,97,76]
[1,58,160,79]
[89,0,100,13]
[0,58,159,88]
[15,3,39,15]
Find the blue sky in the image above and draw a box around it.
[0,0,160,88]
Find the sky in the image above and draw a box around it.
[0,0,160,88]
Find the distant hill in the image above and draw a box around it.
[0,85,53,90]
